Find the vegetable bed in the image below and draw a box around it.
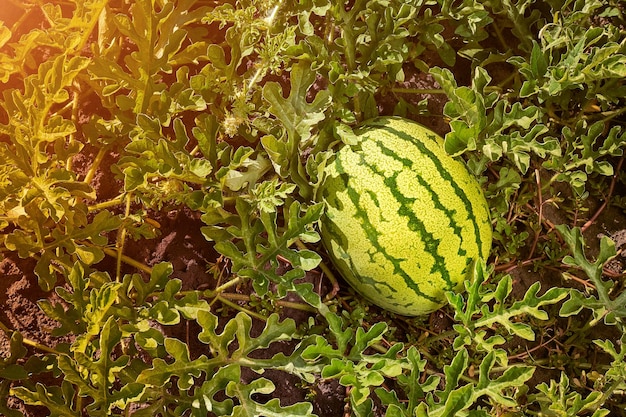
[1,1,626,416]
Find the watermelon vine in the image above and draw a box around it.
[0,1,625,416]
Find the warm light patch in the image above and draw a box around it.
[1,0,31,30]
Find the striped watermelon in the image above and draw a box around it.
[317,117,492,316]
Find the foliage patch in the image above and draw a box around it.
[1,0,626,415]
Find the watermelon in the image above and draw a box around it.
[317,117,492,316]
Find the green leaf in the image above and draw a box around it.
[476,280,569,341]
[595,336,626,395]
[530,41,549,78]
[228,378,315,417]
[137,340,210,389]
[123,167,146,192]
[11,381,81,417]
[449,261,569,355]
[139,311,298,389]
[438,348,469,403]
[263,61,331,143]
[0,332,28,381]
[379,346,434,416]
[219,149,272,192]
[261,134,291,177]
[210,199,322,297]
[414,348,533,417]
[198,312,297,361]
[77,317,133,415]
[440,384,474,416]
[530,372,610,417]
[556,225,626,325]
[261,60,331,198]
[475,351,534,407]
[132,261,174,304]
[192,113,219,165]
[71,280,124,354]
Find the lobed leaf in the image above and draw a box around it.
[556,224,626,325]
[449,261,568,357]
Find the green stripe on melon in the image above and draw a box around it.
[317,117,492,316]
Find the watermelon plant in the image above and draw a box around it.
[0,0,625,416]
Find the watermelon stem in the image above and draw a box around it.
[390,87,446,95]
[581,156,624,233]
[527,169,544,260]
[216,293,318,315]
[214,295,269,321]
[391,86,503,95]
[0,319,62,355]
[100,246,153,275]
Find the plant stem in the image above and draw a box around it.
[599,106,626,123]
[115,193,132,281]
[527,169,544,260]
[215,295,268,321]
[87,195,125,212]
[0,319,62,355]
[218,292,318,313]
[582,156,624,232]
[390,87,446,95]
[598,376,626,409]
[276,299,318,312]
[84,146,109,185]
[65,90,80,172]
[294,239,339,299]
[101,246,153,275]
[212,276,242,294]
